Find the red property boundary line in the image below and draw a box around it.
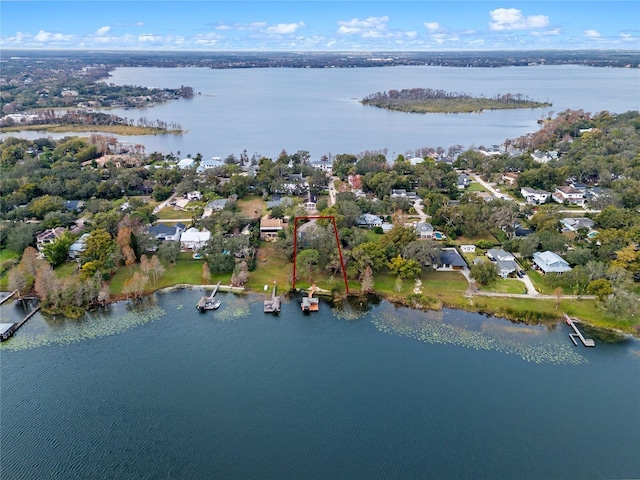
[292,216,349,294]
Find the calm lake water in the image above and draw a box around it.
[3,65,640,160]
[1,290,639,479]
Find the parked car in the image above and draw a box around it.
[516,270,525,278]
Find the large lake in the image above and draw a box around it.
[1,290,639,479]
[3,65,640,159]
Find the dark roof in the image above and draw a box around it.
[440,249,467,267]
[148,224,180,237]
[64,200,83,211]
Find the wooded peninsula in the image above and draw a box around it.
[361,88,552,113]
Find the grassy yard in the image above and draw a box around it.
[0,249,19,289]
[245,243,291,291]
[156,207,195,220]
[54,262,79,279]
[479,278,528,294]
[526,269,574,295]
[109,254,232,295]
[237,196,266,220]
[467,182,488,192]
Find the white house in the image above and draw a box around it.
[177,158,196,169]
[561,217,595,232]
[486,249,518,278]
[409,157,424,166]
[186,191,202,201]
[68,233,90,259]
[457,174,471,189]
[197,157,224,173]
[36,227,66,252]
[435,248,468,271]
[460,245,476,253]
[180,227,211,251]
[553,186,585,205]
[532,251,572,274]
[521,187,550,204]
[531,150,558,164]
[415,222,435,239]
[310,161,332,174]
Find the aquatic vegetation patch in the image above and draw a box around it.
[212,296,250,322]
[372,311,587,365]
[1,306,165,351]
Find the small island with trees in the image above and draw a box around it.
[361,88,552,114]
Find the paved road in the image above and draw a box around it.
[413,200,429,223]
[328,177,338,207]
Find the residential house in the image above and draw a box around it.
[177,158,196,169]
[501,172,519,185]
[415,222,435,239]
[390,189,419,201]
[435,248,468,271]
[532,251,572,274]
[569,181,588,192]
[64,200,85,212]
[474,192,494,202]
[553,186,585,205]
[561,217,595,232]
[357,213,383,229]
[531,150,558,164]
[409,157,424,166]
[460,245,476,253]
[148,223,184,242]
[586,187,612,203]
[36,227,66,252]
[208,199,228,211]
[457,174,471,190]
[486,249,518,278]
[186,191,202,201]
[310,161,332,174]
[347,174,363,190]
[68,233,90,260]
[260,216,284,240]
[180,227,211,251]
[521,187,550,204]
[196,157,224,173]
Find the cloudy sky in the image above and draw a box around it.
[1,1,639,51]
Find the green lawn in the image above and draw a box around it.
[527,269,574,295]
[156,207,195,220]
[109,255,232,295]
[480,278,527,294]
[0,249,19,289]
[245,242,292,291]
[365,229,383,242]
[54,262,78,279]
[467,182,488,192]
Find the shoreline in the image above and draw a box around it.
[105,282,639,340]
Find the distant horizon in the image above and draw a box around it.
[1,1,638,51]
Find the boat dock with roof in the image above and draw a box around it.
[196,281,222,311]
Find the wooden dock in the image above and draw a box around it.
[0,306,40,342]
[0,290,17,306]
[264,284,281,314]
[196,281,222,310]
[301,284,319,312]
[564,314,595,347]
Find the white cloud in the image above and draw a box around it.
[214,22,267,31]
[489,8,549,31]
[33,30,75,42]
[468,39,485,47]
[337,16,390,36]
[95,26,111,36]
[138,34,164,43]
[584,29,602,39]
[531,28,561,37]
[266,22,305,35]
[424,22,440,33]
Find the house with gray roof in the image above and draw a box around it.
[415,222,435,239]
[486,249,518,278]
[561,217,595,232]
[532,251,572,274]
[357,213,383,229]
[148,223,184,242]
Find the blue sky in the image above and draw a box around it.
[1,1,638,51]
